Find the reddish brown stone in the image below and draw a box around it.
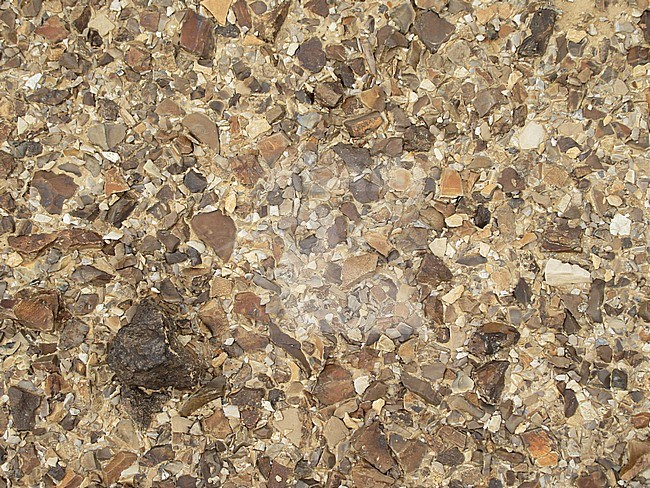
[35,16,68,42]
[296,37,326,72]
[258,132,290,166]
[31,170,78,214]
[14,290,59,331]
[125,44,152,73]
[521,429,559,467]
[352,422,397,473]
[417,253,452,287]
[233,292,270,323]
[179,10,214,57]
[232,154,265,186]
[344,112,383,138]
[313,363,355,405]
[632,412,650,429]
[191,210,236,261]
[103,451,137,485]
[472,360,509,404]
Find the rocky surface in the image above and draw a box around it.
[0,0,649,486]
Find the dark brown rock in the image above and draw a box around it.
[413,11,455,52]
[231,154,265,186]
[305,0,329,17]
[401,372,442,405]
[627,46,649,67]
[27,87,71,105]
[514,277,532,306]
[498,167,525,193]
[352,422,397,473]
[469,322,520,356]
[350,177,381,203]
[107,299,202,390]
[106,194,137,227]
[576,470,610,488]
[8,386,41,431]
[313,363,355,405]
[417,253,452,287]
[315,81,344,108]
[258,132,290,166]
[191,210,237,261]
[180,10,214,57]
[58,319,90,350]
[437,447,465,466]
[518,8,557,57]
[344,112,383,138]
[473,360,509,404]
[586,279,605,323]
[296,37,326,73]
[333,143,372,173]
[233,292,270,323]
[182,113,220,151]
[14,290,59,331]
[31,170,78,214]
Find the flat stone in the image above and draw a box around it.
[180,10,214,57]
[333,143,372,173]
[352,422,397,473]
[14,290,59,331]
[103,451,138,485]
[313,363,355,405]
[417,253,452,287]
[182,113,220,151]
[202,0,232,25]
[472,360,509,404]
[104,167,129,196]
[87,123,126,150]
[32,170,78,214]
[350,177,381,203]
[521,429,559,467]
[191,210,236,261]
[517,121,546,150]
[107,299,202,390]
[341,253,378,288]
[258,132,290,165]
[610,213,631,236]
[27,87,71,105]
[413,11,455,52]
[296,37,326,72]
[468,322,520,356]
[544,258,591,286]
[8,385,41,431]
[344,112,383,138]
[314,81,344,108]
[35,16,68,42]
[439,168,463,198]
[401,372,442,405]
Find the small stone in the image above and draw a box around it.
[389,168,411,191]
[125,44,152,73]
[35,16,68,42]
[391,2,416,32]
[103,451,138,485]
[184,169,208,193]
[333,143,372,173]
[27,87,71,105]
[258,132,290,166]
[359,86,386,112]
[621,439,650,481]
[231,154,265,186]
[341,253,378,288]
[544,258,591,286]
[87,123,126,150]
[586,279,605,323]
[439,168,463,198]
[296,37,326,72]
[191,210,237,261]
[32,170,78,214]
[344,112,383,138]
[352,422,397,473]
[314,81,344,108]
[473,360,509,404]
[611,369,628,390]
[610,213,631,236]
[350,177,381,203]
[233,292,270,323]
[8,386,41,431]
[14,290,59,331]
[305,0,329,17]
[417,253,452,287]
[521,429,559,467]
[104,167,129,196]
[518,8,557,57]
[516,121,546,150]
[180,10,214,57]
[183,113,220,151]
[498,167,525,193]
[468,322,520,356]
[323,417,348,449]
[514,278,532,306]
[437,447,465,466]
[58,319,90,350]
[413,11,455,52]
[313,363,355,405]
[203,408,232,438]
[107,299,202,390]
[401,372,442,405]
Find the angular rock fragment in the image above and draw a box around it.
[35,16,68,42]
[255,0,290,42]
[315,81,344,108]
[544,259,591,286]
[14,290,59,331]
[344,112,383,138]
[469,323,520,356]
[521,429,559,467]
[414,11,455,52]
[341,253,378,288]
[352,422,397,473]
[401,372,442,405]
[258,132,290,165]
[473,360,509,404]
[103,451,138,485]
[27,87,71,105]
[518,8,557,57]
[439,168,463,198]
[106,194,137,227]
[191,210,236,261]
[180,10,214,57]
[8,385,41,431]
[417,253,452,287]
[350,177,381,203]
[269,323,311,373]
[296,37,326,72]
[31,170,78,214]
[231,154,265,186]
[182,113,220,151]
[514,277,532,306]
[234,291,270,323]
[333,143,372,173]
[107,299,202,390]
[313,363,355,405]
[586,279,605,323]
